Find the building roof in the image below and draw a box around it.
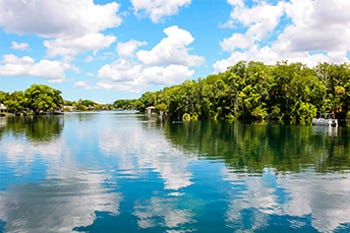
[0,103,7,110]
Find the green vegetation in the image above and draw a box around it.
[1,61,349,124]
[65,99,113,111]
[1,84,63,115]
[113,99,139,110]
[25,84,64,113]
[0,85,114,114]
[135,61,350,124]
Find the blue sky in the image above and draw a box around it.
[0,0,350,103]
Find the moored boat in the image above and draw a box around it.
[312,113,338,127]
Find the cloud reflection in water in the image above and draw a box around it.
[0,132,122,233]
[222,167,350,232]
[98,119,194,191]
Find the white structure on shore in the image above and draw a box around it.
[312,113,338,127]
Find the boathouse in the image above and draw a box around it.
[0,103,7,115]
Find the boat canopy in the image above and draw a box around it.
[319,113,335,119]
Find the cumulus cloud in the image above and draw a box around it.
[74,80,93,90]
[0,0,121,37]
[11,41,29,51]
[131,0,191,23]
[0,0,122,59]
[0,54,70,82]
[224,0,285,40]
[137,26,204,66]
[214,45,279,72]
[220,33,251,51]
[97,59,193,92]
[142,65,194,86]
[117,40,147,58]
[273,0,350,53]
[44,33,116,60]
[98,59,142,83]
[214,0,285,72]
[97,26,203,92]
[215,0,350,73]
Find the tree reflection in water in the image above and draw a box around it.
[163,121,350,173]
[1,116,64,142]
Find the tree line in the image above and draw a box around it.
[133,61,350,124]
[0,84,64,115]
[1,61,349,123]
[0,84,116,115]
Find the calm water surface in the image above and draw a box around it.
[0,112,350,233]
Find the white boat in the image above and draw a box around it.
[312,113,338,127]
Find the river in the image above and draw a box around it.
[0,112,349,233]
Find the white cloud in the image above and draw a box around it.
[98,26,202,92]
[273,0,350,54]
[141,64,193,86]
[97,59,193,92]
[214,45,277,72]
[44,33,116,60]
[213,45,330,73]
[0,0,122,59]
[0,54,70,83]
[215,0,350,72]
[86,72,94,77]
[137,25,204,66]
[74,80,93,90]
[116,40,147,58]
[225,0,285,40]
[131,0,191,23]
[0,0,121,38]
[98,59,142,83]
[220,33,250,51]
[11,41,29,51]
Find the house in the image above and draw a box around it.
[145,106,156,115]
[0,103,7,115]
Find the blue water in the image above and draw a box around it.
[0,112,349,233]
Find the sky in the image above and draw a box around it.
[0,0,350,103]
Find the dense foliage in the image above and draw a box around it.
[1,84,63,114]
[65,99,113,111]
[1,61,349,124]
[135,61,350,124]
[113,99,138,110]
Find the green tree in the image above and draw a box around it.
[134,60,349,124]
[4,91,27,114]
[0,90,9,103]
[25,84,63,113]
[315,63,350,117]
[114,99,137,110]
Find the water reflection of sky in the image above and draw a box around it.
[0,116,121,233]
[222,167,350,232]
[98,118,194,191]
[0,113,349,232]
